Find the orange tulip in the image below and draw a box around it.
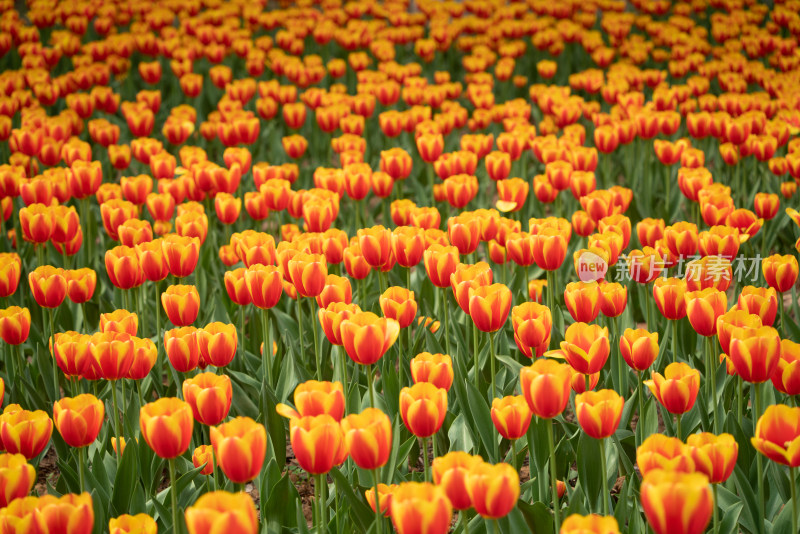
[636,434,695,476]
[466,461,520,519]
[450,262,493,313]
[128,336,157,381]
[575,389,624,439]
[729,326,781,383]
[0,307,31,346]
[379,287,417,328]
[751,404,800,467]
[135,239,169,282]
[532,227,568,271]
[211,417,268,482]
[99,309,138,336]
[287,252,327,298]
[684,288,727,337]
[410,353,453,392]
[645,363,701,415]
[0,453,35,508]
[640,469,713,534]
[561,322,610,375]
[468,283,512,333]
[340,312,400,366]
[561,514,621,534]
[37,492,95,534]
[563,281,602,323]
[737,286,778,327]
[619,328,659,371]
[653,277,688,321]
[243,264,283,310]
[399,382,447,438]
[0,409,53,459]
[762,254,799,293]
[196,322,237,369]
[686,432,738,484]
[182,373,232,426]
[365,484,396,517]
[64,268,96,304]
[139,397,193,459]
[276,381,345,421]
[161,234,200,279]
[0,253,21,298]
[88,331,135,381]
[519,359,572,419]
[53,394,104,448]
[28,266,67,308]
[316,274,352,308]
[626,247,664,284]
[772,340,800,396]
[105,245,144,290]
[185,491,258,534]
[423,244,460,288]
[340,408,392,470]
[511,302,552,358]
[18,203,53,243]
[391,226,426,268]
[390,482,452,534]
[289,414,345,475]
[491,395,532,440]
[164,326,200,373]
[161,284,200,327]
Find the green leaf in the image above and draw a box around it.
[329,467,373,533]
[517,501,554,534]
[464,379,498,463]
[263,473,301,532]
[576,433,603,513]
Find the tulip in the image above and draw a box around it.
[109,514,158,534]
[244,264,283,310]
[64,268,96,304]
[653,277,688,321]
[183,373,232,426]
[737,286,778,327]
[520,358,572,419]
[365,484,395,517]
[340,408,391,471]
[277,380,345,421]
[563,281,602,323]
[410,353,453,392]
[575,389,624,440]
[340,312,400,405]
[139,397,193,459]
[686,433,737,484]
[645,362,700,419]
[641,469,713,534]
[196,322,237,368]
[0,306,30,346]
[684,288,727,337]
[164,327,200,373]
[53,394,104,448]
[135,239,169,282]
[619,328,659,371]
[192,445,214,476]
[0,253,21,298]
[105,246,144,290]
[287,252,327,298]
[491,395,532,442]
[752,404,800,467]
[318,302,361,347]
[53,332,92,379]
[468,283,512,333]
[561,322,610,376]
[636,434,695,476]
[729,326,781,384]
[511,302,552,359]
[128,337,157,381]
[560,514,621,534]
[28,265,67,309]
[88,331,135,381]
[185,491,258,534]
[379,287,417,328]
[161,285,200,326]
[19,203,53,243]
[390,482,453,534]
[599,282,627,318]
[37,492,95,534]
[0,409,53,459]
[400,382,447,439]
[466,461,520,520]
[772,340,800,396]
[423,244,460,289]
[211,417,268,483]
[100,309,138,336]
[0,453,35,508]
[451,262,493,314]
[162,235,200,278]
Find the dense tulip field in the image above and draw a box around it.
[3,0,800,533]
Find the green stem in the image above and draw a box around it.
[755,381,765,533]
[311,298,321,380]
[371,469,383,534]
[49,308,58,400]
[511,439,517,474]
[461,512,470,534]
[779,294,786,338]
[239,305,245,362]
[713,483,719,534]
[737,377,743,428]
[111,381,121,458]
[489,331,497,399]
[169,458,180,533]
[676,412,682,440]
[297,299,305,370]
[442,289,452,358]
[791,466,798,534]
[638,371,646,443]
[671,319,678,364]
[599,438,609,515]
[78,446,86,493]
[546,418,560,533]
[706,336,718,433]
[318,474,328,534]
[422,437,430,482]
[367,363,375,409]
[472,321,480,389]
[492,519,500,534]
[263,308,272,387]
